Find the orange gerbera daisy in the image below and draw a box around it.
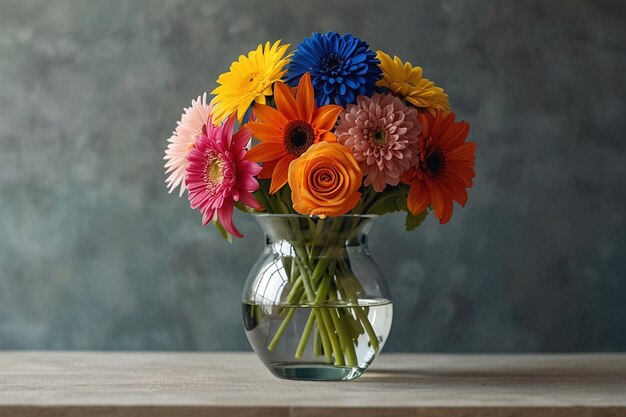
[244,73,343,194]
[401,111,476,224]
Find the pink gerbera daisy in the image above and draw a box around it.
[164,93,212,197]
[185,115,262,238]
[336,93,422,192]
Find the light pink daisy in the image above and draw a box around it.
[164,93,212,197]
[336,93,422,192]
[185,115,262,238]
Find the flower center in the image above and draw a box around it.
[425,149,445,176]
[284,120,315,156]
[322,53,344,74]
[240,71,261,93]
[312,167,338,193]
[371,128,388,146]
[203,150,224,193]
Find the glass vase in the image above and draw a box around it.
[242,214,392,381]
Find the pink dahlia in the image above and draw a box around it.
[336,93,422,192]
[185,115,262,238]
[164,93,212,197]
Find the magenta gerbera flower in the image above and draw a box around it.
[185,115,262,238]
[336,93,422,192]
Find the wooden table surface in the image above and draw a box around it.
[0,352,624,417]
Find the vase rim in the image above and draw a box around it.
[253,213,378,219]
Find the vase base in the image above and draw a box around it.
[268,362,365,381]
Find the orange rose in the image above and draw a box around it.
[288,142,362,217]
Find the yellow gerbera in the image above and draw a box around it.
[211,40,291,124]
[376,50,451,114]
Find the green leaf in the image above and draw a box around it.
[366,184,409,215]
[213,218,233,243]
[405,209,428,231]
[258,178,272,194]
[253,179,274,212]
[270,184,293,214]
[253,179,295,214]
[279,184,294,211]
[396,193,408,211]
[234,201,253,213]
[367,194,402,215]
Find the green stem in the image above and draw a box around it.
[256,185,279,213]
[352,304,379,352]
[314,310,334,364]
[288,257,296,283]
[295,311,316,359]
[285,276,303,304]
[337,259,381,352]
[313,326,321,357]
[328,291,358,367]
[293,256,342,364]
[310,257,332,287]
[267,307,296,351]
[295,274,331,359]
[294,257,315,301]
[262,214,381,366]
[319,308,344,366]
[340,288,365,340]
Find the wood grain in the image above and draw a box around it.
[0,352,624,416]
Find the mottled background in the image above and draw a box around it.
[1,0,625,352]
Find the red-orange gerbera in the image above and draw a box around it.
[244,73,343,194]
[401,111,476,224]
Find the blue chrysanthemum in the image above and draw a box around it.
[286,32,382,107]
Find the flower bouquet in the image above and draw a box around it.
[164,32,476,380]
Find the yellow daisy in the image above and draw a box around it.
[210,40,291,124]
[376,50,451,114]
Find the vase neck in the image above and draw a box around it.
[254,215,376,251]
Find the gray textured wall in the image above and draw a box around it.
[1,0,625,352]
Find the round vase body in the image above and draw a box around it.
[242,214,392,381]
